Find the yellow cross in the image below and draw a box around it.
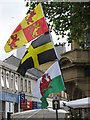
[21,42,54,67]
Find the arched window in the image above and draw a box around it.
[15,75,18,91]
[1,69,4,87]
[11,73,14,90]
[6,71,9,88]
[21,78,23,91]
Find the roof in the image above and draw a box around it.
[3,55,20,67]
[3,55,43,78]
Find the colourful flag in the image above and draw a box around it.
[32,61,65,109]
[4,3,49,52]
[17,33,57,76]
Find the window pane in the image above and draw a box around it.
[25,80,27,92]
[11,74,13,89]
[28,81,31,93]
[15,75,18,91]
[21,78,23,91]
[6,72,9,88]
[1,71,4,87]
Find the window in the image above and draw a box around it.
[11,73,14,90]
[85,67,90,76]
[28,81,31,93]
[14,103,18,113]
[61,91,64,98]
[21,78,23,91]
[15,75,18,91]
[65,93,67,99]
[1,69,4,87]
[2,101,5,111]
[6,71,9,88]
[25,79,27,92]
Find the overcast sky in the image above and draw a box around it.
[0,0,70,61]
[0,0,28,60]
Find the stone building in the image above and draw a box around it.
[60,42,90,100]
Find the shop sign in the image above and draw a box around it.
[20,93,25,101]
[20,99,32,110]
[0,91,19,103]
[27,100,32,110]
[37,102,41,109]
[32,101,37,109]
[20,99,27,109]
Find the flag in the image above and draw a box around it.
[4,3,49,52]
[17,33,57,76]
[32,61,65,109]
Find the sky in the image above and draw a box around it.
[0,0,70,61]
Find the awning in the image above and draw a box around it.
[63,97,90,109]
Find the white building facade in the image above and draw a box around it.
[0,60,41,119]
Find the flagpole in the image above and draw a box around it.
[56,109,58,120]
[56,96,58,120]
[49,33,59,60]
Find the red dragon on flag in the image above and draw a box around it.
[7,34,19,49]
[40,73,52,96]
[25,9,36,24]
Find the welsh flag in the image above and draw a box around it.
[32,61,65,109]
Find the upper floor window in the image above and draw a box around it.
[1,69,4,87]
[65,93,67,99]
[85,67,90,76]
[15,75,18,91]
[11,73,14,90]
[25,79,27,92]
[6,71,9,89]
[61,91,64,99]
[28,81,31,93]
[21,78,23,91]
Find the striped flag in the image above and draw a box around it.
[17,33,57,76]
[4,3,49,52]
[32,61,65,109]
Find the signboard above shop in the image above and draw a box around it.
[20,99,32,110]
[20,93,25,101]
[0,91,19,103]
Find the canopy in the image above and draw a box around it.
[64,97,90,109]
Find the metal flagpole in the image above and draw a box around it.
[56,108,58,120]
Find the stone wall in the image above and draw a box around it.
[60,49,90,99]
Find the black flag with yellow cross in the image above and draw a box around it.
[17,33,57,76]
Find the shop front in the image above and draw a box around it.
[0,91,19,119]
[20,99,41,110]
[20,93,41,111]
